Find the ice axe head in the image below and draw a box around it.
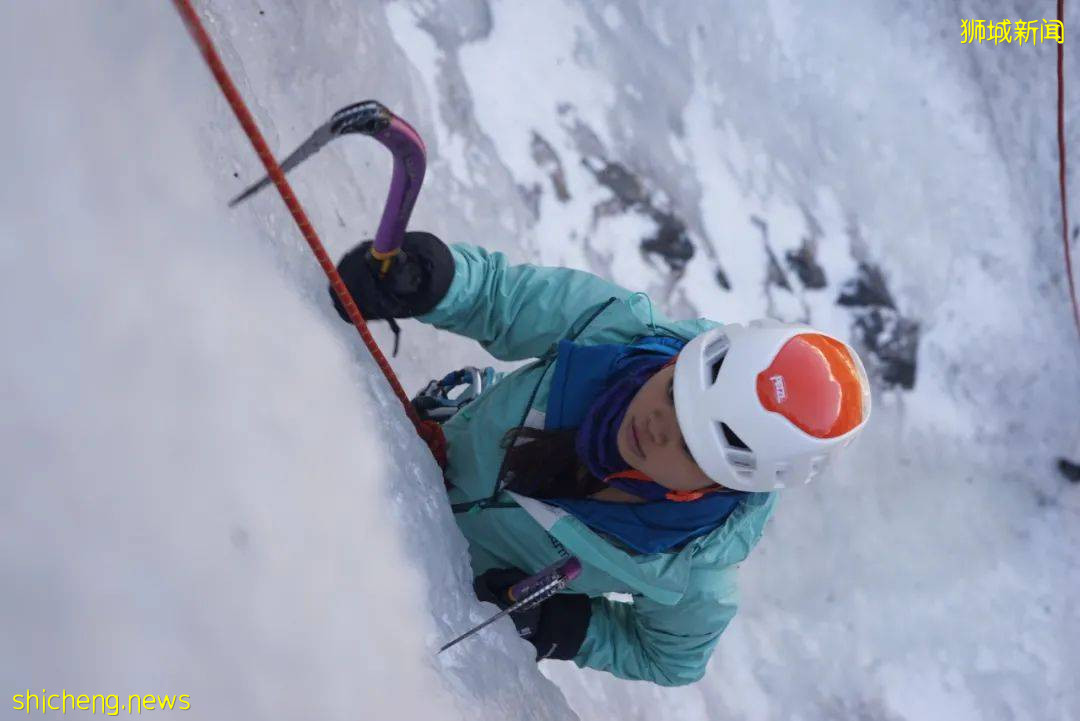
[329,100,393,136]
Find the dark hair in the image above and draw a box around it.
[500,427,605,500]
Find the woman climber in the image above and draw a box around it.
[330,231,871,687]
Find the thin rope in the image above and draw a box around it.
[171,0,446,466]
[1058,0,1080,338]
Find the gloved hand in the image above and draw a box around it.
[474,568,593,661]
[329,231,454,322]
[473,568,542,638]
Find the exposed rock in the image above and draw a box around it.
[588,158,648,208]
[836,262,919,390]
[851,307,920,389]
[529,132,570,202]
[516,181,542,220]
[559,106,607,158]
[750,214,804,319]
[715,266,731,291]
[838,263,896,309]
[591,196,625,222]
[641,212,694,273]
[765,243,793,291]
[1058,458,1080,483]
[582,157,697,274]
[785,237,827,289]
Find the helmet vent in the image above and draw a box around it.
[702,336,730,386]
[710,355,725,384]
[721,423,749,450]
[703,335,729,359]
[716,422,756,472]
[727,450,756,472]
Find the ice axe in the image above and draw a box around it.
[438,557,583,654]
[230,100,426,350]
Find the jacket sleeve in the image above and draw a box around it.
[572,587,736,686]
[416,243,642,361]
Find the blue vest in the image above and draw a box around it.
[542,337,746,555]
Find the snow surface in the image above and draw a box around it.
[3,1,1079,720]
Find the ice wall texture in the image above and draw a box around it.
[0,3,572,721]
[3,1,1078,720]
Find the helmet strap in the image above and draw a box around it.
[602,469,718,503]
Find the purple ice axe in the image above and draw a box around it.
[438,557,583,654]
[229,100,426,269]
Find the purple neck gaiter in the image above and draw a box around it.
[575,353,674,480]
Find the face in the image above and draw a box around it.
[616,365,718,492]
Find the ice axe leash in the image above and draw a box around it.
[172,0,447,468]
[438,557,583,654]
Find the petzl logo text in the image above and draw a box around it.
[770,375,787,403]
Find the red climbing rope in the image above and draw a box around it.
[1058,0,1080,339]
[171,0,447,467]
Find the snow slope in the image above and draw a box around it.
[3,1,1078,720]
[387,2,1080,719]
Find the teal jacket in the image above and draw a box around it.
[418,244,777,686]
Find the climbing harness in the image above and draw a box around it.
[449,296,623,515]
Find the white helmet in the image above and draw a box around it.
[673,320,871,492]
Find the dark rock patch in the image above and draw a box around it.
[838,263,896,309]
[765,244,793,291]
[583,158,696,274]
[715,266,731,291]
[529,132,570,203]
[852,308,920,389]
[1058,457,1080,483]
[786,238,827,289]
[749,215,799,315]
[517,181,542,220]
[641,212,694,273]
[838,263,919,390]
[589,159,648,208]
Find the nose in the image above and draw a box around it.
[647,408,677,447]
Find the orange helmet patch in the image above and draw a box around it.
[755,333,868,438]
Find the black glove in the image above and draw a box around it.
[330,231,454,322]
[474,568,592,661]
[474,569,542,638]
